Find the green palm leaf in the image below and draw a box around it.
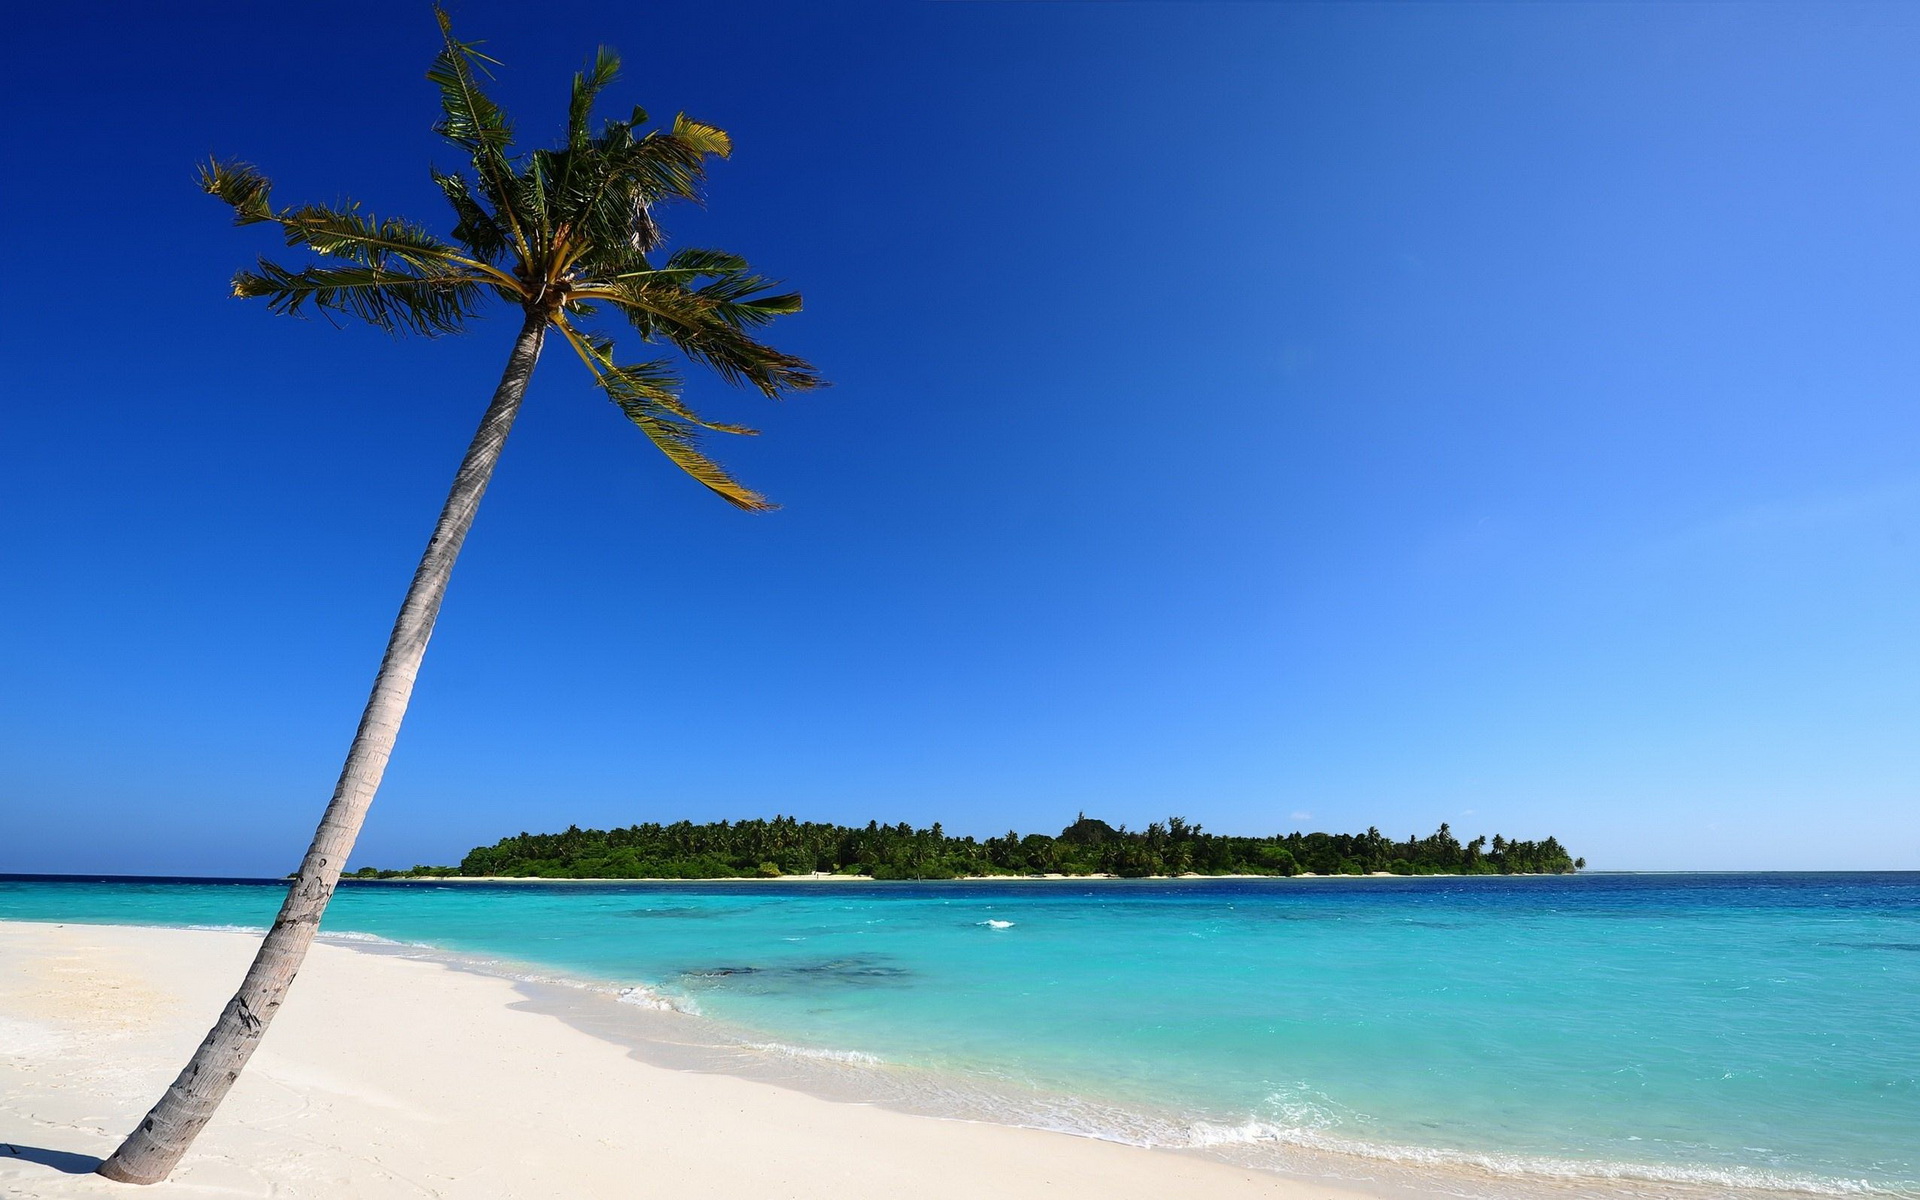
[276,205,464,271]
[558,320,773,510]
[200,159,275,224]
[232,260,485,336]
[430,168,509,263]
[208,7,820,499]
[596,275,819,396]
[568,47,622,150]
[428,7,533,264]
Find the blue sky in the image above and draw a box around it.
[3,2,1916,874]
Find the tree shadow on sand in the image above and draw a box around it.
[2,1143,104,1174]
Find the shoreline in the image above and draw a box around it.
[0,916,1855,1200]
[0,919,1387,1199]
[343,870,1568,884]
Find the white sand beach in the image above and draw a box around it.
[0,921,1376,1199]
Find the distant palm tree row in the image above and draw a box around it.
[360,815,1584,880]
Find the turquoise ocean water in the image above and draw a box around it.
[2,873,1915,1196]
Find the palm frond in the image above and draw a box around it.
[204,157,521,303]
[654,252,804,328]
[233,259,485,336]
[670,114,732,159]
[552,46,625,252]
[515,153,554,257]
[429,7,532,263]
[626,124,722,202]
[541,114,736,270]
[427,8,511,157]
[558,320,773,510]
[690,268,802,330]
[589,275,821,396]
[568,48,622,150]
[200,159,276,225]
[277,204,467,272]
[430,168,509,262]
[664,248,747,274]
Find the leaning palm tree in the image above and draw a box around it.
[99,12,819,1185]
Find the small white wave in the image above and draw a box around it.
[937,1081,1885,1198]
[978,919,1015,930]
[1180,1119,1881,1196]
[317,930,441,950]
[740,1040,885,1066]
[616,985,700,1016]
[615,985,675,1011]
[186,923,264,933]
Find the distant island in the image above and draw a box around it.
[350,816,1584,880]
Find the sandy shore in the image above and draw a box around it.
[0,920,1377,1199]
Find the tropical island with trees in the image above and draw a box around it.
[351,815,1584,880]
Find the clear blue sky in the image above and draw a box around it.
[3,2,1916,874]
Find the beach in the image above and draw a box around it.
[0,920,1371,1199]
[3,874,1913,1200]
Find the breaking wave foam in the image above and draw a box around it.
[739,1040,885,1066]
[318,930,425,947]
[876,1077,1892,1198]
[1175,1116,1883,1197]
[615,984,700,1015]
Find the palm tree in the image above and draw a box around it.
[98,11,819,1185]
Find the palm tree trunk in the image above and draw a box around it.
[98,311,548,1185]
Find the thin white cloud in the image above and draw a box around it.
[1666,479,1918,550]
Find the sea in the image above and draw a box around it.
[1,872,1915,1199]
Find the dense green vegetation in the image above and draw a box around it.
[351,815,1583,880]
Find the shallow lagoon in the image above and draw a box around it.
[4,872,1915,1196]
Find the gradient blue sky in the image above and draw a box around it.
[4,2,1917,874]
